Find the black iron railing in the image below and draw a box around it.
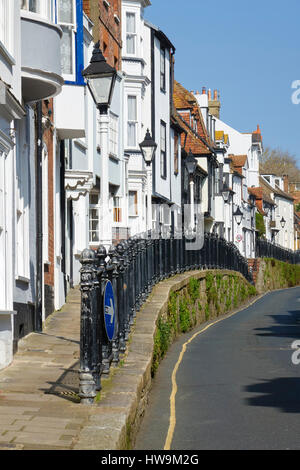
[255,238,300,264]
[78,230,253,404]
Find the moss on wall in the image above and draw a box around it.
[256,258,300,293]
[151,270,256,377]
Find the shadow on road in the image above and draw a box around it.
[254,310,300,340]
[244,377,300,413]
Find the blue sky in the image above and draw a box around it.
[145,0,300,162]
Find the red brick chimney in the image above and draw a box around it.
[283,174,289,193]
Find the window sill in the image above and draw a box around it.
[129,214,139,218]
[0,310,17,316]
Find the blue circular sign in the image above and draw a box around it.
[103,280,116,341]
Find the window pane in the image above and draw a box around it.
[126,34,135,55]
[128,123,136,147]
[61,25,73,74]
[58,0,74,24]
[126,13,136,33]
[129,191,137,216]
[128,96,137,121]
[160,122,166,151]
[160,47,165,89]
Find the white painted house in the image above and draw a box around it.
[122,0,181,236]
[0,0,64,369]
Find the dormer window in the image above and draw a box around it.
[126,12,136,55]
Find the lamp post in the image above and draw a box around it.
[233,206,243,226]
[280,217,286,229]
[221,182,230,204]
[82,41,117,249]
[139,129,157,231]
[185,150,197,230]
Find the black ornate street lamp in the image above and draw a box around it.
[139,129,157,166]
[185,150,197,230]
[185,149,197,176]
[221,182,230,203]
[82,41,117,248]
[139,129,157,230]
[233,206,243,226]
[82,41,117,113]
[280,217,286,229]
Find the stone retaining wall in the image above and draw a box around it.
[77,269,257,450]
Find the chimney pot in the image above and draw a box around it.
[208,89,212,100]
[202,87,206,94]
[214,90,218,100]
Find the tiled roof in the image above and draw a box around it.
[259,176,294,202]
[177,115,210,155]
[173,80,214,152]
[248,187,263,199]
[229,154,247,168]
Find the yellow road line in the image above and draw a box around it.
[163,293,267,451]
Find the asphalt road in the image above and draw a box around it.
[135,287,300,450]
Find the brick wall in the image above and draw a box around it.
[84,0,122,70]
[42,100,55,312]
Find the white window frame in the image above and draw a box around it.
[0,0,10,53]
[126,94,138,149]
[160,120,167,179]
[21,0,54,22]
[89,192,100,244]
[113,196,122,224]
[129,190,138,217]
[109,112,119,157]
[56,0,77,81]
[125,11,137,56]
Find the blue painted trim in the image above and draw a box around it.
[75,0,85,86]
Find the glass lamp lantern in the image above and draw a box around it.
[233,207,243,226]
[82,41,117,110]
[222,182,230,203]
[185,150,197,177]
[139,129,157,166]
[280,217,286,229]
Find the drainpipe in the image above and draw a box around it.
[35,101,43,332]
